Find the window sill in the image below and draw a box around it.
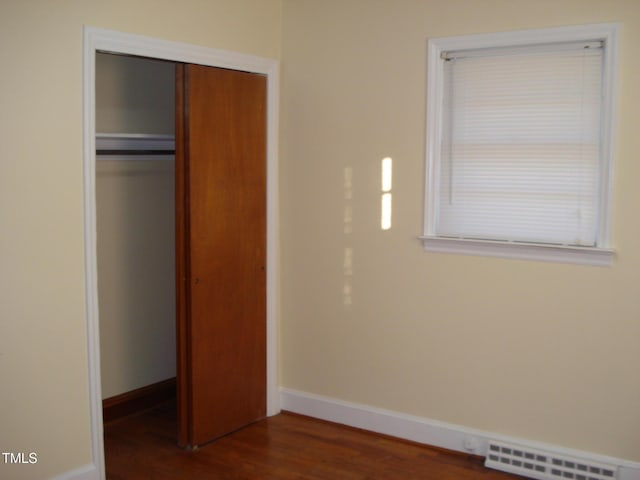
[419,236,614,267]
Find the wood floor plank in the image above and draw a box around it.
[104,400,525,479]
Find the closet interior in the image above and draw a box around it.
[95,52,177,413]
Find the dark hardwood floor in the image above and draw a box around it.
[104,400,525,479]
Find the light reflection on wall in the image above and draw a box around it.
[343,167,354,307]
[381,157,392,230]
[343,247,353,307]
[344,167,353,234]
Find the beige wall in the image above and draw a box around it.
[280,0,640,463]
[0,1,281,478]
[97,158,176,399]
[96,53,175,135]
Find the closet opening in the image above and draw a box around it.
[95,52,178,424]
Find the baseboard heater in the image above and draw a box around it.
[485,440,617,480]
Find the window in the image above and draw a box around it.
[422,24,619,266]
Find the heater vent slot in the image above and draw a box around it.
[485,441,617,480]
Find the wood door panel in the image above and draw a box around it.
[178,64,267,447]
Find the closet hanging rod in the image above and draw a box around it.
[96,133,175,156]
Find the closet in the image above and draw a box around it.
[96,52,268,448]
[95,53,177,406]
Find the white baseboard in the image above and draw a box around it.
[280,388,640,480]
[49,463,99,480]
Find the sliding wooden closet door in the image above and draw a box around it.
[176,64,267,448]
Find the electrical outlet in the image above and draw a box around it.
[463,436,480,453]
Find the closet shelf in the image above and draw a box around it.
[96,133,175,155]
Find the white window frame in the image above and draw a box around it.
[421,23,619,266]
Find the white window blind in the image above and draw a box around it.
[437,42,603,246]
